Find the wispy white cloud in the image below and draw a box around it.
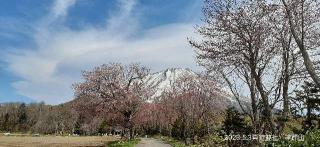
[52,0,77,18]
[3,0,200,104]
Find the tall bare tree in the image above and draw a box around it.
[270,6,303,121]
[190,0,281,132]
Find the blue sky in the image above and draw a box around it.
[0,0,202,104]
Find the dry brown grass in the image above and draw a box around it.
[0,135,118,147]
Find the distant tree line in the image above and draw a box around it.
[0,102,76,134]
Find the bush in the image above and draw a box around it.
[202,134,226,147]
[281,118,304,134]
[303,129,320,146]
[266,129,320,147]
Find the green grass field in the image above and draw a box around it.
[107,139,140,147]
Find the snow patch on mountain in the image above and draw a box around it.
[144,68,195,98]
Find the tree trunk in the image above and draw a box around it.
[282,0,320,88]
[306,98,312,129]
[282,77,290,119]
[249,75,259,134]
[129,127,134,139]
[124,113,134,139]
[251,67,275,133]
[292,32,320,88]
[282,46,290,119]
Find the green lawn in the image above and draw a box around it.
[107,139,140,147]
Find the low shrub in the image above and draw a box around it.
[265,129,320,147]
[201,134,226,147]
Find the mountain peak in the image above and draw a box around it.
[164,67,191,72]
[161,68,195,78]
[143,68,196,99]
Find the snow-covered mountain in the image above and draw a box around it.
[143,68,250,109]
[143,68,195,98]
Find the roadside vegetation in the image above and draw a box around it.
[160,136,185,147]
[107,139,140,147]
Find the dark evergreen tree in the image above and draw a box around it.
[2,113,10,131]
[97,120,108,135]
[171,118,185,139]
[223,107,249,135]
[294,81,320,130]
[17,103,27,131]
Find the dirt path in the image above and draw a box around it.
[136,138,171,147]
